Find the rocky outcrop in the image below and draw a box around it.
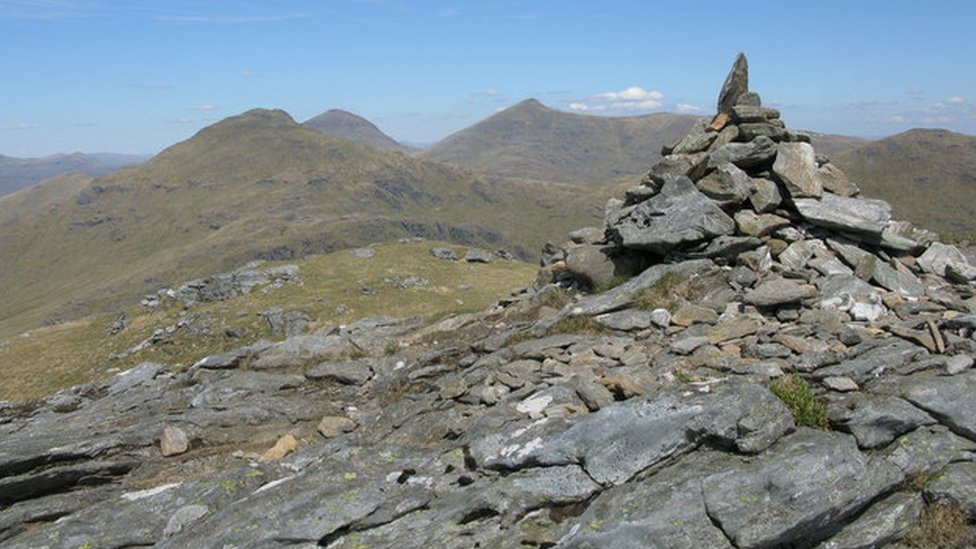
[1,54,975,548]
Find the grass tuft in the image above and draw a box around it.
[634,271,686,312]
[769,374,829,430]
[904,502,974,548]
[547,316,608,336]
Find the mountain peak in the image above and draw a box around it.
[303,109,407,152]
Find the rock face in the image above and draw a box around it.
[2,54,975,549]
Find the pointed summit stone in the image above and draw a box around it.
[717,53,749,115]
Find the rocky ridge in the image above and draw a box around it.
[2,54,976,548]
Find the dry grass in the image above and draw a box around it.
[905,502,974,548]
[634,271,687,311]
[0,241,537,402]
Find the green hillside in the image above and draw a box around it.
[303,109,410,152]
[0,109,604,340]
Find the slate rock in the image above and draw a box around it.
[610,176,735,253]
[773,142,823,198]
[748,177,782,213]
[565,245,618,289]
[695,162,752,204]
[856,255,925,298]
[744,278,818,307]
[429,246,459,260]
[560,452,734,549]
[645,153,708,186]
[817,162,859,197]
[734,210,791,238]
[671,303,719,326]
[883,425,976,476]
[817,273,887,322]
[946,354,974,375]
[717,53,749,114]
[317,416,358,438]
[924,461,976,518]
[568,226,605,245]
[823,376,859,392]
[814,338,925,383]
[816,491,922,549]
[827,393,936,449]
[708,135,778,169]
[305,359,374,386]
[464,248,493,263]
[163,504,210,538]
[671,120,717,155]
[917,241,974,278]
[702,429,904,549]
[894,370,976,440]
[795,194,892,236]
[594,309,655,331]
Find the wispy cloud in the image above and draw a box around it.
[134,83,173,91]
[945,96,966,105]
[1,122,35,130]
[190,104,217,111]
[675,103,702,113]
[471,88,501,98]
[0,0,98,20]
[165,117,196,124]
[241,69,257,78]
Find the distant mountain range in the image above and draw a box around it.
[0,152,147,197]
[420,99,699,183]
[303,109,411,153]
[0,108,604,338]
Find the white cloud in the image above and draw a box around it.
[945,96,966,104]
[1,122,34,130]
[241,69,257,78]
[484,88,500,97]
[597,86,663,102]
[568,103,589,111]
[675,103,702,113]
[887,115,908,123]
[191,104,217,111]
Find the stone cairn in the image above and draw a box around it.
[543,52,976,323]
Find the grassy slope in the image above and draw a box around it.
[0,109,605,339]
[0,241,538,401]
[831,129,976,236]
[420,99,700,183]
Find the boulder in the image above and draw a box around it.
[772,142,823,198]
[794,194,892,236]
[717,53,749,114]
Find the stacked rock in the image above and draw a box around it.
[543,52,976,318]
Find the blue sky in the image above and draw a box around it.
[1,0,974,157]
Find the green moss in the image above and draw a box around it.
[218,479,239,495]
[769,374,829,429]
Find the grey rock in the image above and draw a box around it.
[739,124,790,143]
[717,53,749,114]
[480,465,600,520]
[795,194,892,236]
[857,255,925,298]
[778,240,816,271]
[594,309,655,331]
[192,340,271,370]
[883,425,976,476]
[252,332,351,369]
[731,105,780,122]
[827,237,873,269]
[924,461,976,518]
[823,376,859,392]
[645,153,708,186]
[464,248,493,263]
[814,338,925,383]
[816,491,922,549]
[610,176,735,253]
[744,277,818,307]
[946,354,974,374]
[734,210,791,238]
[317,415,357,438]
[735,91,762,107]
[670,336,711,355]
[689,235,762,261]
[513,334,585,358]
[159,425,190,457]
[305,359,374,385]
[773,142,823,198]
[917,241,972,277]
[738,245,773,273]
[429,246,458,260]
[469,381,792,485]
[817,274,887,322]
[817,162,859,197]
[565,245,617,289]
[702,429,904,549]
[560,452,734,549]
[694,163,751,204]
[163,504,209,538]
[671,120,717,155]
[568,227,605,245]
[572,377,616,411]
[827,393,936,449]
[708,135,778,169]
[347,247,375,258]
[894,370,976,440]
[748,177,782,213]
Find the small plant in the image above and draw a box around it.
[673,369,693,384]
[384,343,399,356]
[505,331,535,346]
[595,274,632,293]
[904,502,974,548]
[634,271,686,311]
[903,471,936,493]
[769,374,829,429]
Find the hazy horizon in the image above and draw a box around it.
[3,0,975,157]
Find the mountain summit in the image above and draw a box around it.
[421,98,699,183]
[303,109,408,152]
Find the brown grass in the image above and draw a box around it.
[905,502,974,548]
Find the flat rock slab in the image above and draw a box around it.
[924,461,976,518]
[815,491,922,549]
[892,370,976,441]
[305,359,374,386]
[745,278,818,307]
[702,429,904,549]
[794,194,892,236]
[883,425,976,476]
[468,381,792,485]
[827,393,935,449]
[773,142,823,198]
[610,176,734,254]
[560,452,734,549]
[813,338,925,383]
